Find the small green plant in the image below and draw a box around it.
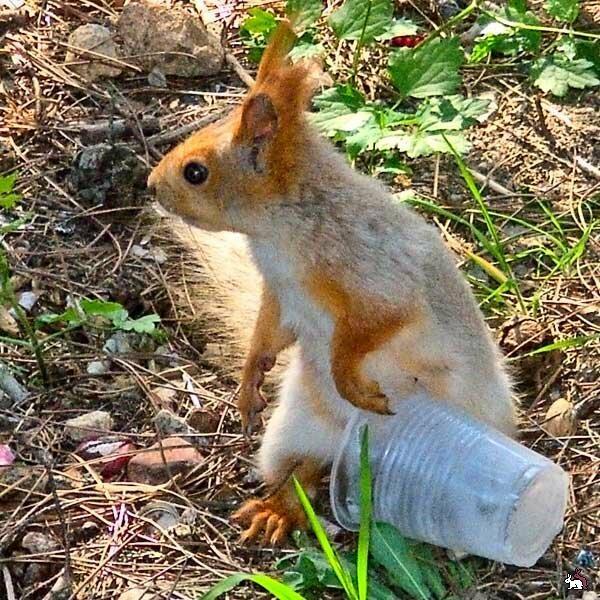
[203,428,475,599]
[0,172,20,210]
[37,298,162,336]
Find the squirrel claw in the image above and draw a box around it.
[233,496,306,546]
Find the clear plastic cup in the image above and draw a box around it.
[330,393,568,567]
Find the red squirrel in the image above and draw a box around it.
[147,22,516,545]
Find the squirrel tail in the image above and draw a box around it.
[170,222,262,376]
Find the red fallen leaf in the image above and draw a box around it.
[75,437,136,480]
[0,444,15,467]
[390,35,425,48]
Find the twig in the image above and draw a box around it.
[225,52,255,88]
[77,117,161,145]
[147,110,229,147]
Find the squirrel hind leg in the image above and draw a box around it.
[233,353,344,545]
[233,457,323,546]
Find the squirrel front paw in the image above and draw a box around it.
[238,354,276,435]
[338,375,394,415]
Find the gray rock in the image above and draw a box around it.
[66,24,122,82]
[69,143,146,206]
[87,360,109,375]
[65,410,114,442]
[117,1,224,77]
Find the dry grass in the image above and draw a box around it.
[0,0,598,599]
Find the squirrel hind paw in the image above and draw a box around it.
[232,496,306,546]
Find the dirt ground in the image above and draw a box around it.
[0,1,598,599]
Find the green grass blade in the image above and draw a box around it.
[518,334,599,358]
[201,572,308,600]
[442,134,526,312]
[357,425,372,600]
[293,477,359,600]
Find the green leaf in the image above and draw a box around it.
[80,299,128,322]
[0,173,17,195]
[411,544,446,599]
[545,0,579,22]
[201,572,307,600]
[329,0,393,44]
[416,96,490,132]
[388,37,464,98]
[0,193,20,209]
[575,40,600,74]
[375,18,418,41]
[311,85,372,134]
[376,130,470,158]
[370,522,431,600]
[240,8,278,36]
[531,54,599,97]
[294,477,359,600]
[119,313,161,334]
[345,122,384,158]
[286,0,322,32]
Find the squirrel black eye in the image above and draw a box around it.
[183,162,208,185]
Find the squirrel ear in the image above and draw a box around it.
[239,93,278,146]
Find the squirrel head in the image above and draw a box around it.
[148,21,322,232]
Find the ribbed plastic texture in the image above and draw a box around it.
[330,393,568,567]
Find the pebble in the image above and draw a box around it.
[65,410,114,442]
[87,360,109,375]
[66,24,122,82]
[117,1,224,77]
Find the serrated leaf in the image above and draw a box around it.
[375,18,418,41]
[0,173,17,195]
[370,522,431,600]
[240,8,278,37]
[388,37,463,98]
[0,193,20,209]
[345,122,384,158]
[531,54,599,97]
[286,0,322,32]
[311,85,372,134]
[417,96,490,131]
[545,0,579,22]
[376,130,470,157]
[329,0,393,44]
[120,313,161,334]
[80,299,128,323]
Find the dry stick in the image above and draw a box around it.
[147,109,230,147]
[74,117,161,144]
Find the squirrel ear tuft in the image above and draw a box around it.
[239,93,278,145]
[255,21,296,85]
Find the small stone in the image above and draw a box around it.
[66,24,122,82]
[188,409,219,434]
[17,290,39,311]
[138,500,180,535]
[69,143,146,207]
[117,1,224,77]
[127,436,202,485]
[22,531,59,554]
[147,67,167,88]
[65,410,114,442]
[0,465,47,498]
[544,398,577,437]
[103,331,133,355]
[153,409,199,444]
[582,593,598,600]
[87,360,109,375]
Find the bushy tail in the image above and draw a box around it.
[170,223,261,376]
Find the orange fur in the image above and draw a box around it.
[232,456,323,545]
[306,273,407,414]
[238,284,296,433]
